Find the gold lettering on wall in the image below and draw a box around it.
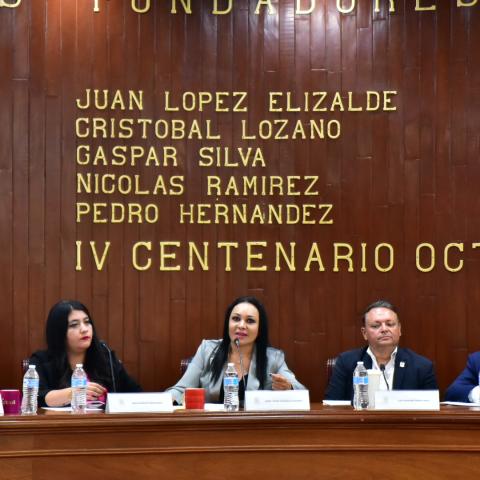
[188,242,210,271]
[198,147,266,168]
[218,242,239,272]
[0,0,22,7]
[268,90,398,113]
[361,243,368,272]
[458,0,478,6]
[416,243,435,272]
[87,241,480,272]
[275,243,296,272]
[160,242,181,271]
[246,242,268,271]
[374,0,395,12]
[177,203,333,225]
[171,0,192,14]
[296,0,315,15]
[76,145,178,167]
[415,0,436,10]
[212,0,233,14]
[76,202,160,224]
[76,89,144,111]
[132,242,153,271]
[132,0,150,13]
[255,0,276,15]
[337,0,356,14]
[375,243,394,272]
[333,243,354,272]
[444,243,464,272]
[6,0,479,12]
[76,241,111,271]
[72,83,476,275]
[304,244,326,272]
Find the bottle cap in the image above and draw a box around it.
[76,363,83,368]
[227,362,234,367]
[28,364,35,368]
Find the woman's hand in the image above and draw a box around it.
[271,373,293,390]
[86,382,107,401]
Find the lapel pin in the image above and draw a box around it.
[400,362,405,368]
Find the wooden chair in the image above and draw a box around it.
[22,358,30,375]
[326,357,337,384]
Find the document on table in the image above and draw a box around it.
[204,403,226,411]
[441,401,480,406]
[42,406,103,412]
[322,400,351,406]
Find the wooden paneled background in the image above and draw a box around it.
[0,0,479,401]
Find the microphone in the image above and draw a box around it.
[234,338,248,391]
[100,341,117,392]
[379,364,389,390]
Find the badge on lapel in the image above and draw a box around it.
[400,361,405,368]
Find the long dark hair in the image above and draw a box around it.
[209,296,270,389]
[45,300,110,388]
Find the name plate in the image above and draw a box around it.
[374,390,440,410]
[0,394,3,416]
[245,390,310,411]
[106,392,173,413]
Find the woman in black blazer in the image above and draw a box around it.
[30,300,141,407]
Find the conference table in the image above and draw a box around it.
[1,404,479,479]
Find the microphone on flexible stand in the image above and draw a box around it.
[234,338,248,391]
[100,341,117,392]
[379,364,389,391]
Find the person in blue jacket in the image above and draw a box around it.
[325,300,438,401]
[445,353,480,403]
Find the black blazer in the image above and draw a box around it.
[324,346,438,401]
[30,349,142,407]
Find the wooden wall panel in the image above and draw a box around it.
[0,7,14,384]
[0,0,479,402]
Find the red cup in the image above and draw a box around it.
[1,389,22,415]
[184,388,205,409]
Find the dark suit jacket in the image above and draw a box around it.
[30,350,142,407]
[444,351,480,402]
[324,346,438,400]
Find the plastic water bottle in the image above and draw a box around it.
[71,364,88,414]
[224,362,239,412]
[353,361,369,410]
[21,365,39,415]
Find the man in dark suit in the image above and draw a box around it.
[445,353,480,403]
[325,300,438,401]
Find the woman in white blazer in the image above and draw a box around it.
[167,296,305,405]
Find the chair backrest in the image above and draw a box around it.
[22,358,30,375]
[326,357,337,384]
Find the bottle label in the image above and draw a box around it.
[353,376,368,385]
[71,378,87,388]
[224,377,239,387]
[24,379,39,388]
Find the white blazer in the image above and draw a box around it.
[167,339,306,404]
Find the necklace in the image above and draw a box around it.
[228,351,251,376]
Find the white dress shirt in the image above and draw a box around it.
[468,386,480,403]
[367,347,397,391]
